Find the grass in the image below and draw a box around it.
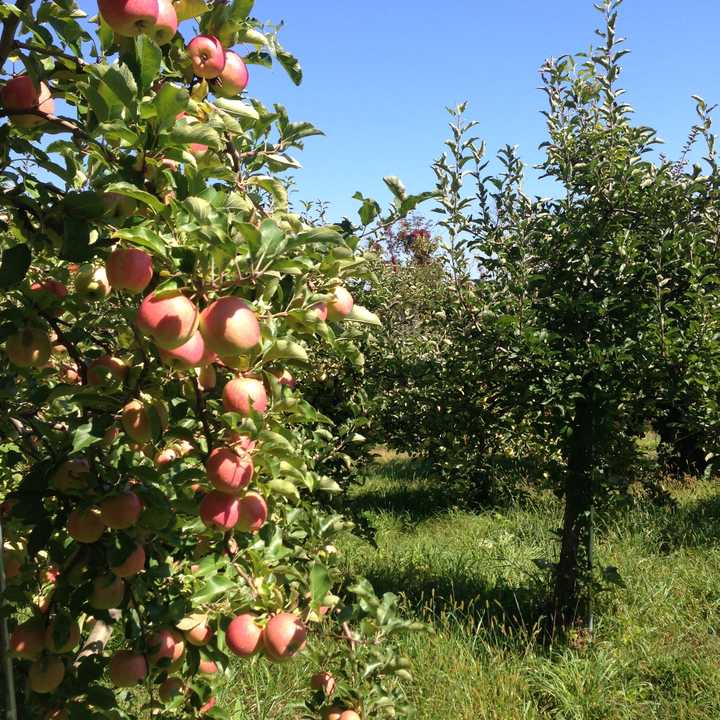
[221,452,720,719]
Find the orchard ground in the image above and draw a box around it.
[188,449,719,720]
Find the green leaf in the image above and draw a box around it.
[246,176,288,211]
[344,305,381,326]
[104,181,165,214]
[184,196,213,222]
[275,46,302,86]
[114,226,166,256]
[165,123,222,150]
[229,0,254,21]
[63,191,105,219]
[193,574,235,604]
[96,63,138,108]
[175,0,210,21]
[135,35,162,92]
[383,176,407,202]
[264,340,308,363]
[258,219,287,258]
[72,421,102,453]
[266,478,300,499]
[60,218,91,261]
[399,191,437,216]
[154,83,189,127]
[353,192,381,226]
[213,98,260,120]
[0,244,31,288]
[309,563,331,608]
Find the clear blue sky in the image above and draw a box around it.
[74,1,720,222]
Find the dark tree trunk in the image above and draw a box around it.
[554,388,596,626]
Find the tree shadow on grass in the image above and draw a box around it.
[654,492,720,552]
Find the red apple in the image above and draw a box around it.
[106,247,153,293]
[75,265,111,300]
[159,676,186,702]
[272,368,296,388]
[200,697,217,715]
[99,0,159,37]
[158,330,216,369]
[226,431,256,454]
[29,656,65,694]
[339,713,361,720]
[226,613,263,657]
[222,377,268,416]
[29,279,67,314]
[215,50,249,98]
[199,297,261,356]
[187,35,225,79]
[9,619,46,660]
[90,574,125,609]
[263,613,307,661]
[109,650,148,687]
[326,287,354,321]
[52,458,91,494]
[100,491,142,529]
[154,447,177,466]
[309,302,328,322]
[121,398,169,443]
[137,290,199,349]
[199,491,240,530]
[45,620,81,654]
[311,671,336,696]
[198,658,218,675]
[148,627,184,665]
[5,327,52,368]
[149,0,177,45]
[205,446,253,495]
[236,492,267,533]
[87,355,128,385]
[183,620,213,647]
[110,545,145,578]
[68,507,105,543]
[1,76,54,127]
[323,708,343,720]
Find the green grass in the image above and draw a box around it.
[221,453,720,719]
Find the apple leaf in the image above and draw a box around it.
[344,305,382,326]
[175,0,210,22]
[0,243,31,288]
[154,83,189,126]
[245,176,288,211]
[275,46,302,86]
[266,478,300,499]
[192,575,235,605]
[213,98,259,120]
[114,227,167,256]
[71,421,103,453]
[264,340,308,363]
[104,181,165,214]
[309,563,332,608]
[134,35,162,92]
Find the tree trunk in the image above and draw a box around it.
[554,388,596,626]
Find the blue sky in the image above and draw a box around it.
[76,1,720,222]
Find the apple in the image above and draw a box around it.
[60,363,80,384]
[339,712,361,720]
[29,656,65,694]
[200,697,216,715]
[52,458,91,494]
[75,265,111,300]
[68,507,105,543]
[4,551,22,580]
[309,302,328,322]
[158,330,216,369]
[205,446,253,495]
[272,368,295,388]
[172,439,195,457]
[187,35,225,79]
[87,355,128,385]
[9,619,46,659]
[236,492,267,533]
[102,192,137,222]
[215,50,249,98]
[197,363,216,390]
[199,297,261,356]
[106,247,153,293]
[29,279,67,314]
[198,658,218,675]
[98,0,159,37]
[222,377,268,416]
[5,327,52,368]
[148,627,184,665]
[45,620,81,654]
[159,676,186,702]
[149,0,177,45]
[183,620,213,646]
[90,574,125,609]
[154,447,177,466]
[323,708,343,720]
[100,491,142,529]
[109,650,148,687]
[136,290,199,349]
[121,397,169,443]
[1,76,54,128]
[110,545,145,578]
[263,613,307,661]
[326,286,354,321]
[226,613,263,657]
[311,671,336,696]
[226,431,256,454]
[44,566,61,584]
[199,491,240,530]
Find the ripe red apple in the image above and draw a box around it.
[272,368,296,388]
[225,613,263,657]
[98,0,159,37]
[339,712,361,720]
[172,439,195,457]
[149,0,177,45]
[205,446,253,495]
[198,658,218,675]
[87,355,128,385]
[106,247,153,293]
[68,507,105,543]
[326,287,354,321]
[263,613,307,662]
[109,650,148,687]
[236,492,267,534]
[75,265,111,300]
[137,290,199,349]
[90,574,126,609]
[158,330,216,369]
[148,627,184,665]
[155,447,177,466]
[121,397,169,443]
[187,35,225,79]
[226,431,256,454]
[199,491,240,530]
[309,302,328,322]
[29,279,67,314]
[215,50,249,98]
[322,708,343,720]
[45,620,81,654]
[197,363,217,390]
[311,671,336,696]
[102,192,137,222]
[183,620,213,646]
[5,327,52,368]
[222,377,268,416]
[199,297,261,356]
[1,76,54,127]
[9,619,46,660]
[111,545,145,578]
[29,656,65,694]
[100,491,142,529]
[52,458,91,494]
[159,676,186,702]
[200,697,217,715]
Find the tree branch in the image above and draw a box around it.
[13,41,87,70]
[0,0,31,68]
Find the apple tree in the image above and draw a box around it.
[0,0,419,717]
